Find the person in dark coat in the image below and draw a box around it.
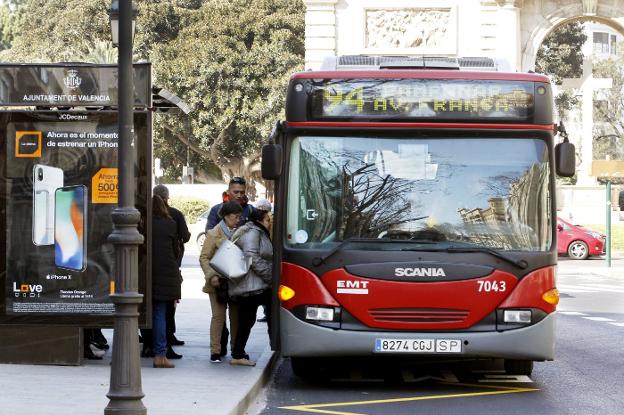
[151,195,182,369]
[153,184,191,350]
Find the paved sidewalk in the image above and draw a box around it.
[0,259,275,415]
[557,253,624,277]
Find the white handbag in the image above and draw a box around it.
[209,239,251,281]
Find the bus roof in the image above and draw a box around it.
[291,70,551,84]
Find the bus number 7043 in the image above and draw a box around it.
[477,280,507,292]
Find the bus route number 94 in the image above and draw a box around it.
[477,280,506,292]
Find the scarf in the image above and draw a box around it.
[219,220,235,239]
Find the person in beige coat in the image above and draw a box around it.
[199,201,242,363]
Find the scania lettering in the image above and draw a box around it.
[262,56,576,378]
[395,267,446,277]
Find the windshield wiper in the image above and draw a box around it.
[312,237,435,267]
[401,245,528,269]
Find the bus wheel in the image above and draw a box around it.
[291,357,319,379]
[504,359,533,376]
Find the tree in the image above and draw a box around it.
[0,0,25,52]
[0,0,306,185]
[0,0,110,62]
[592,55,624,164]
[535,21,586,120]
[535,21,587,84]
[151,0,305,183]
[0,0,190,63]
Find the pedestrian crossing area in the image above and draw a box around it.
[558,311,624,328]
[557,281,624,294]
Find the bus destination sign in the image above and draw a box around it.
[310,79,536,122]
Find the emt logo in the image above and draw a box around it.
[337,280,369,295]
[13,282,43,298]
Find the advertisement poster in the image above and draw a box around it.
[0,111,150,321]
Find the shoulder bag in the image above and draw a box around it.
[209,238,251,281]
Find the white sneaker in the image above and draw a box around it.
[89,343,106,358]
[230,358,256,367]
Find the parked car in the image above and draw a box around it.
[557,217,605,260]
[192,209,210,249]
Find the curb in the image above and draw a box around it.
[228,346,280,415]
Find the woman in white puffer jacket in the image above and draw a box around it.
[228,209,273,366]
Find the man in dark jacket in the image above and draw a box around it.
[206,177,256,231]
[153,185,191,352]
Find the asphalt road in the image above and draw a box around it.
[257,257,624,415]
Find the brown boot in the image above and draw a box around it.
[153,355,175,368]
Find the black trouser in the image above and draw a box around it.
[232,290,271,359]
[166,300,176,343]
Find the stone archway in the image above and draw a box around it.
[520,0,624,71]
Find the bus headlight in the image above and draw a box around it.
[503,309,532,324]
[305,306,335,321]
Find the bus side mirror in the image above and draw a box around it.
[262,144,283,180]
[555,141,575,177]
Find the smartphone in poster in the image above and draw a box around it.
[32,164,64,246]
[1,111,150,320]
[55,185,88,272]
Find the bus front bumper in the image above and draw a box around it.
[280,308,556,361]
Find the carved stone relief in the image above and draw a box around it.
[365,8,452,50]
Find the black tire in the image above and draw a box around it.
[568,240,589,260]
[504,359,533,376]
[291,357,320,379]
[196,232,206,250]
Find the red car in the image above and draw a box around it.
[557,217,606,260]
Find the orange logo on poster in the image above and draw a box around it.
[15,131,42,158]
[92,167,118,204]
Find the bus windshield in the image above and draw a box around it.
[286,136,551,251]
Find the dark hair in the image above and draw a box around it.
[219,201,243,217]
[229,176,246,186]
[153,195,170,218]
[249,208,269,223]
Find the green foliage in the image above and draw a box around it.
[535,21,587,84]
[152,0,305,180]
[0,0,191,62]
[168,196,211,223]
[554,91,580,115]
[535,22,587,123]
[0,1,25,52]
[1,0,111,62]
[0,0,306,184]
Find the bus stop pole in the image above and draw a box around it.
[606,179,612,268]
[105,0,146,414]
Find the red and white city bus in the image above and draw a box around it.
[261,56,576,377]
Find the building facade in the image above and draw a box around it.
[304,0,624,71]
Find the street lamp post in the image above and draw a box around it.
[105,1,146,414]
